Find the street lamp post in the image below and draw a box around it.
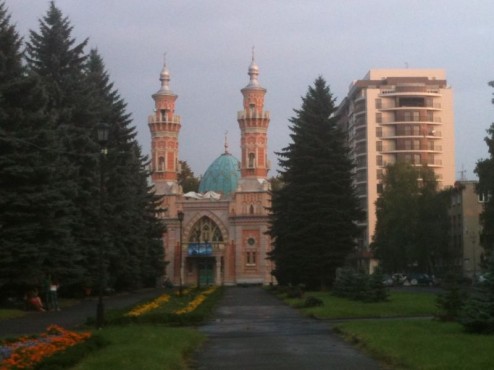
[177,210,184,296]
[96,123,109,329]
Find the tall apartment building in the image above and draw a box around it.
[336,69,455,271]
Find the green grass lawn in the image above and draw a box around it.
[71,325,204,370]
[0,309,25,320]
[284,290,439,318]
[336,319,494,370]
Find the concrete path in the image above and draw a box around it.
[191,286,381,370]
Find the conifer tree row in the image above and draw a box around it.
[0,1,164,297]
[268,77,363,290]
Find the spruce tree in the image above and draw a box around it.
[269,77,363,289]
[22,1,96,289]
[84,49,165,289]
[0,2,79,294]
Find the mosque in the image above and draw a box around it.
[148,55,274,286]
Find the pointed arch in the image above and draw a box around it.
[183,212,228,243]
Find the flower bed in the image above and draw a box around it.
[0,325,91,369]
[174,286,217,315]
[125,293,171,317]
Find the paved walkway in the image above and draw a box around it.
[0,288,165,337]
[191,286,381,370]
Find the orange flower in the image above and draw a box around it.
[0,325,91,370]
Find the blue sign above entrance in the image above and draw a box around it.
[187,243,213,256]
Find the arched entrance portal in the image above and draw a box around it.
[185,216,224,286]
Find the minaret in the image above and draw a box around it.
[148,60,181,193]
[237,49,270,179]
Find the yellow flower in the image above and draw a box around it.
[126,294,171,317]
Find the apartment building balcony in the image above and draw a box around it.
[378,144,443,153]
[381,117,442,125]
[379,87,441,96]
[378,102,442,110]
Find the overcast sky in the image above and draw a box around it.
[5,0,494,181]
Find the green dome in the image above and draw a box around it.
[199,153,240,195]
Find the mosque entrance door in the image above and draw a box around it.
[198,259,215,286]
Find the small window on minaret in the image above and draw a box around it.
[249,103,255,113]
[158,157,165,172]
[248,153,255,168]
[161,109,169,121]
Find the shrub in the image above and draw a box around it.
[365,269,389,303]
[303,296,323,308]
[436,273,469,322]
[332,268,388,303]
[459,260,494,333]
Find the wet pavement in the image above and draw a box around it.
[191,286,381,370]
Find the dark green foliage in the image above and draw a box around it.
[34,334,108,370]
[475,81,494,259]
[268,77,363,290]
[332,268,389,302]
[436,273,469,322]
[0,2,166,297]
[303,296,323,308]
[178,160,200,193]
[372,163,450,274]
[0,2,80,292]
[459,259,494,333]
[366,269,390,303]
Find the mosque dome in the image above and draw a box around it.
[199,152,240,196]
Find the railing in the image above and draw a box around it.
[148,115,181,124]
[380,89,441,95]
[237,111,270,120]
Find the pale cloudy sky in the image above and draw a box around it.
[5,0,494,181]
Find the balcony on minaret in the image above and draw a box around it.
[148,114,181,125]
[237,110,270,120]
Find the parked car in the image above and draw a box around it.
[382,274,394,286]
[406,273,434,286]
[391,273,407,286]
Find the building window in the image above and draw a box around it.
[376,112,382,123]
[377,183,383,194]
[376,127,382,138]
[376,155,383,166]
[248,153,255,168]
[246,251,256,266]
[375,99,382,109]
[158,157,165,172]
[376,141,382,151]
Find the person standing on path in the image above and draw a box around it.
[47,280,60,311]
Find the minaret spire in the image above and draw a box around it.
[246,46,261,88]
[157,53,173,94]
